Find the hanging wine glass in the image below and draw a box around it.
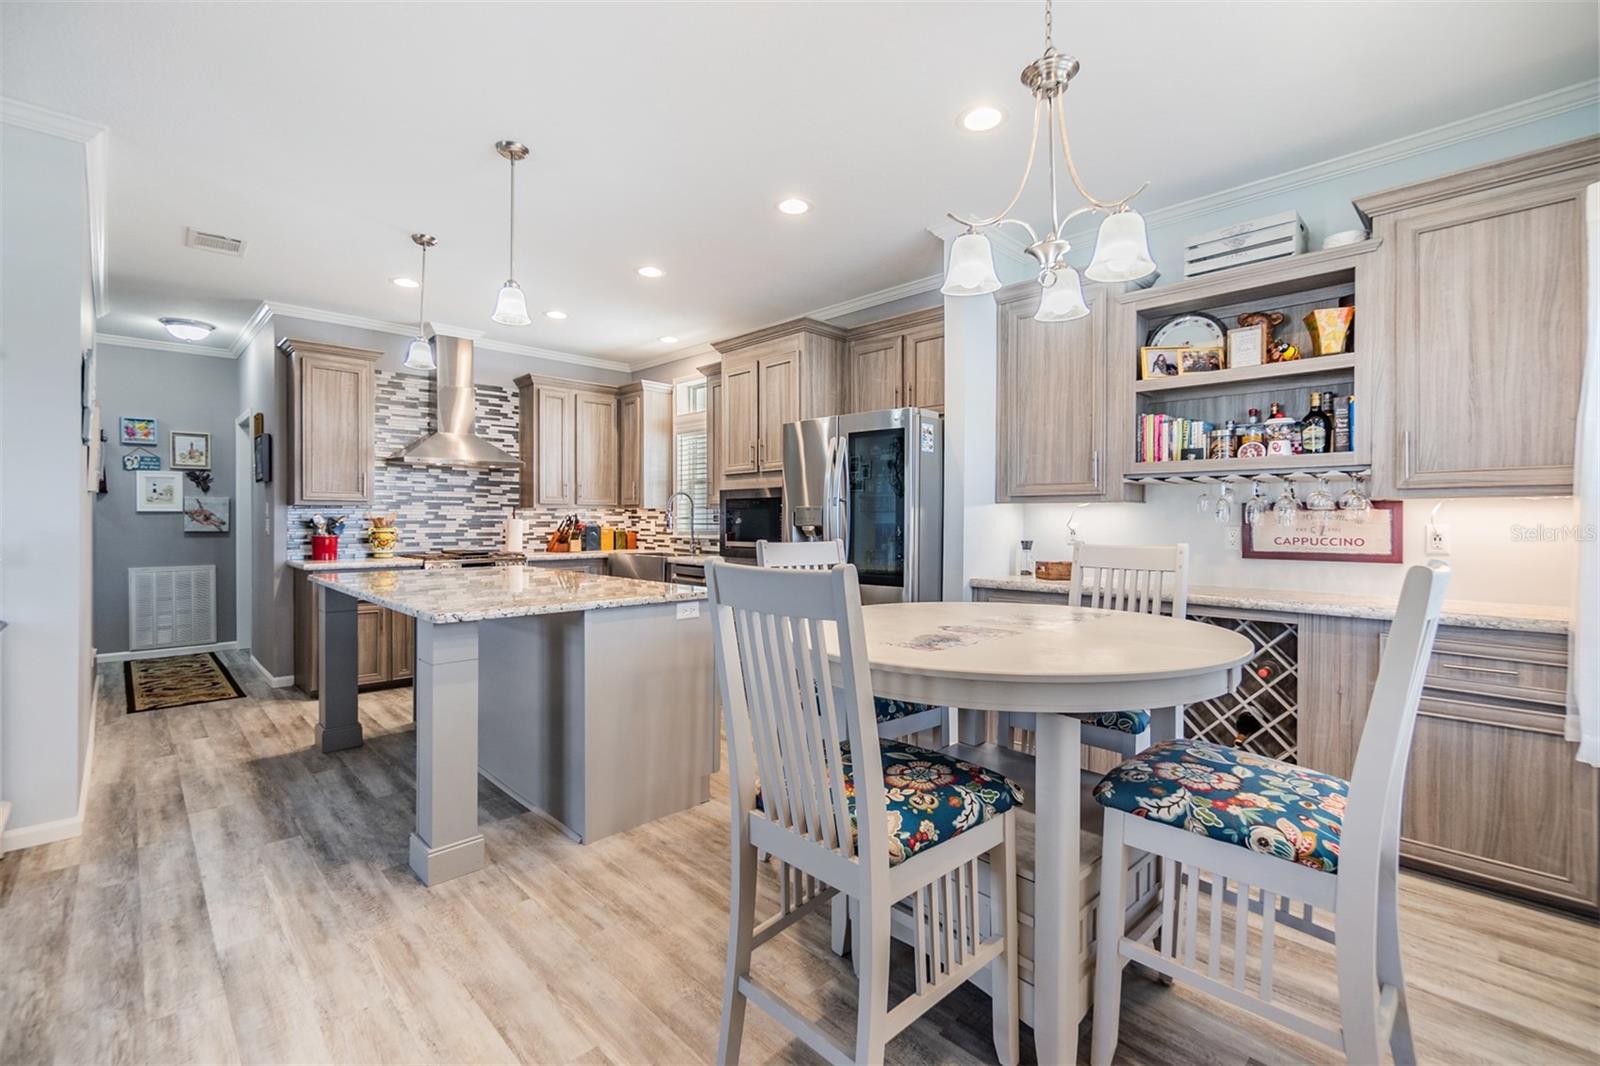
[1214,482,1235,525]
[1304,475,1336,533]
[1273,482,1298,527]
[1243,481,1267,528]
[1338,473,1372,523]
[1196,480,1212,515]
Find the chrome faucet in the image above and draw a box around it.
[666,491,700,556]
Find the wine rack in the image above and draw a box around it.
[1186,613,1300,764]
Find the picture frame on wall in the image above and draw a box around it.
[119,416,158,446]
[254,432,272,483]
[1242,500,1403,563]
[171,430,211,469]
[136,471,183,512]
[182,495,230,533]
[123,452,161,471]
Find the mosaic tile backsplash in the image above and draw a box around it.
[286,370,682,559]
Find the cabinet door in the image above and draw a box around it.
[722,361,759,475]
[996,286,1106,499]
[355,604,389,686]
[298,354,373,503]
[707,374,723,490]
[574,391,619,505]
[756,350,799,472]
[388,610,415,681]
[618,392,643,505]
[1390,180,1586,494]
[535,387,576,506]
[848,334,903,412]
[905,323,944,411]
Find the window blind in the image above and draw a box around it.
[673,429,718,535]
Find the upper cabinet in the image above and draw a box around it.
[996,282,1113,501]
[1358,137,1598,497]
[282,339,379,505]
[700,362,723,491]
[617,380,672,509]
[844,307,944,413]
[573,391,619,506]
[711,319,846,487]
[516,375,664,509]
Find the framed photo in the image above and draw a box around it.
[182,495,230,533]
[171,431,211,469]
[120,416,158,446]
[254,432,272,483]
[1177,347,1225,374]
[1227,324,1267,369]
[1139,346,1182,380]
[136,471,183,512]
[1242,500,1403,563]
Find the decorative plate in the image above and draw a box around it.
[1148,312,1227,349]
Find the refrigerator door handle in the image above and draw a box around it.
[832,436,850,561]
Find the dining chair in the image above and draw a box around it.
[1089,561,1450,1066]
[708,558,1023,1066]
[998,543,1189,758]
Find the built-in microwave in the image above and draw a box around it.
[719,487,783,558]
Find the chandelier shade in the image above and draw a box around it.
[492,279,531,326]
[404,233,438,370]
[940,232,1003,296]
[1034,267,1089,322]
[404,337,436,370]
[1085,209,1157,283]
[491,140,532,325]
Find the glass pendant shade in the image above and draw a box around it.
[1084,209,1156,283]
[403,336,436,371]
[492,280,531,326]
[941,232,1003,296]
[1034,267,1089,322]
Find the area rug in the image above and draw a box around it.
[124,653,245,713]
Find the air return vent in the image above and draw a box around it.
[184,227,247,257]
[129,565,217,650]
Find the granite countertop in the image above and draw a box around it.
[968,575,1570,634]
[288,557,426,572]
[310,566,706,624]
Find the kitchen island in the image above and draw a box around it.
[310,566,713,885]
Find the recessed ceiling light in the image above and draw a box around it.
[636,265,664,279]
[960,105,1005,132]
[158,317,217,342]
[391,277,420,288]
[777,197,811,215]
[658,336,679,344]
[544,309,568,320]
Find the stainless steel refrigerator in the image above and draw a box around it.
[781,408,942,603]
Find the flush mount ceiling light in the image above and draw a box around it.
[636,265,664,279]
[544,309,568,320]
[942,0,1156,322]
[403,233,438,370]
[158,317,216,342]
[658,336,679,344]
[391,276,419,288]
[959,105,1005,132]
[776,197,811,215]
[491,140,532,326]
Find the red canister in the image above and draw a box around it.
[311,534,339,561]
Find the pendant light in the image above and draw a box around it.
[942,0,1156,321]
[403,234,438,370]
[491,139,532,326]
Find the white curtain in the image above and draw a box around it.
[1568,183,1600,766]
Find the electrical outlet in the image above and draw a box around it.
[1425,522,1451,556]
[1225,526,1241,550]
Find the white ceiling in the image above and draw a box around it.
[4,2,1595,366]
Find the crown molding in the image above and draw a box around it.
[805,273,943,321]
[267,300,631,372]
[227,301,273,357]
[95,333,237,359]
[0,97,106,142]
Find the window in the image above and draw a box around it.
[675,378,707,415]
[672,374,718,537]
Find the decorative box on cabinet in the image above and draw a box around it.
[1357,136,1598,497]
[843,307,945,413]
[292,569,415,695]
[281,339,379,505]
[711,318,846,487]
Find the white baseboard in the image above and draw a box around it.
[2,673,98,854]
[96,640,238,664]
[250,655,295,688]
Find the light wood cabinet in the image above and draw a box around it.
[574,390,619,506]
[711,319,846,488]
[843,307,944,413]
[389,610,415,682]
[282,340,379,505]
[755,345,799,473]
[995,281,1110,500]
[354,604,389,686]
[617,380,672,508]
[1358,137,1597,497]
[700,363,723,491]
[529,386,576,506]
[721,360,759,476]
[291,569,415,695]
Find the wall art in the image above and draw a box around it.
[171,430,211,470]
[120,416,158,446]
[136,471,183,512]
[123,452,162,471]
[182,495,230,533]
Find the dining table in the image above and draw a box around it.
[831,600,1254,1065]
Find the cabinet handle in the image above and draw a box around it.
[749,443,756,463]
[1092,450,1101,488]
[1402,430,1412,481]
[908,383,914,404]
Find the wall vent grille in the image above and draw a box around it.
[184,227,247,257]
[129,565,217,651]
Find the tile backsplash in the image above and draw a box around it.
[286,370,683,559]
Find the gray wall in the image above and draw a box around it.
[238,325,291,678]
[92,343,238,653]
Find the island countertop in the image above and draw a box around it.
[310,566,705,624]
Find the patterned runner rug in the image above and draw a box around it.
[124,653,245,713]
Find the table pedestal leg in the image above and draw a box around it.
[409,619,486,886]
[1151,704,1185,745]
[1034,713,1083,1064]
[316,587,363,753]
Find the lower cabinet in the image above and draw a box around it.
[292,569,416,695]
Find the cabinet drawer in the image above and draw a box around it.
[1383,627,1567,706]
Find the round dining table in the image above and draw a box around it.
[839,600,1254,1065]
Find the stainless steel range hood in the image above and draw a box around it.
[389,332,519,469]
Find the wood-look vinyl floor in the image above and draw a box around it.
[1,655,1597,1065]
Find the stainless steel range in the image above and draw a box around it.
[398,549,526,569]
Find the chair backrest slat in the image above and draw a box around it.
[1069,543,1190,619]
[756,538,844,570]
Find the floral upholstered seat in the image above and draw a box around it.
[874,697,934,724]
[1086,710,1150,735]
[1091,739,1347,873]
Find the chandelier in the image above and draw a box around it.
[942,0,1156,321]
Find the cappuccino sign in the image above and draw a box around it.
[1241,501,1403,563]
